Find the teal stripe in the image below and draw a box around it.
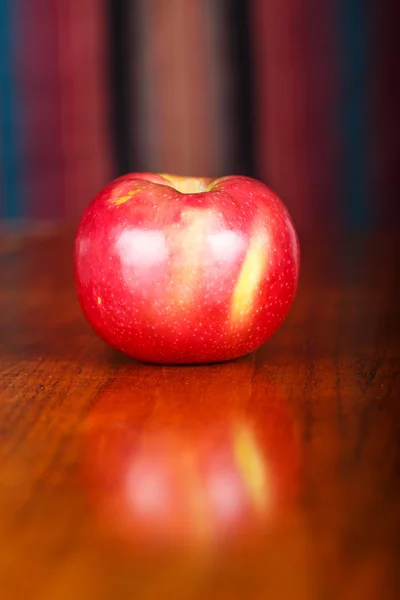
[338,0,372,227]
[0,0,22,217]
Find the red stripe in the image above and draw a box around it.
[55,0,113,217]
[250,0,339,230]
[20,0,64,218]
[20,0,112,219]
[370,0,400,225]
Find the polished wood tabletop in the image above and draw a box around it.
[0,225,399,600]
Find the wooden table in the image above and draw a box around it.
[0,225,399,600]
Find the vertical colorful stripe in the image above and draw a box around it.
[370,0,400,226]
[0,0,398,227]
[53,1,113,217]
[130,0,232,178]
[250,0,340,230]
[0,0,21,217]
[19,0,64,219]
[337,0,372,227]
[0,0,113,219]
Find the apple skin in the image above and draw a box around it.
[74,173,300,364]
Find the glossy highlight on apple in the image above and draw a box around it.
[74,173,300,364]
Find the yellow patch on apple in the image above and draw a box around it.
[230,233,268,324]
[110,188,142,206]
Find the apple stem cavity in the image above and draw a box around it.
[159,174,211,195]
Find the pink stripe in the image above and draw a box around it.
[20,0,113,219]
[55,0,113,217]
[19,0,64,219]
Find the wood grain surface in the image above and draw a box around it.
[0,225,399,600]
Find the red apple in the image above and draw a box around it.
[74,173,300,363]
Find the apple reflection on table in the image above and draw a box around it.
[81,358,300,554]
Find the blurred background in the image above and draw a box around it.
[0,0,398,230]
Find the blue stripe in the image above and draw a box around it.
[338,0,372,227]
[0,0,22,217]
